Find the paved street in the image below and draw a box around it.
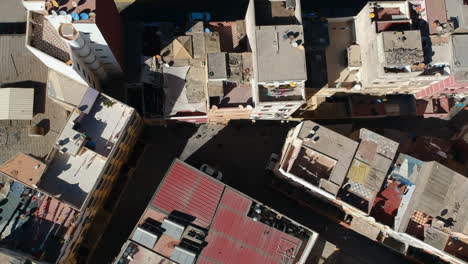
[90,120,415,264]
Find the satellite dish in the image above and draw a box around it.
[51,10,58,16]
[59,10,67,16]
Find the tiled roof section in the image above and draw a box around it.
[359,129,399,160]
[152,160,224,228]
[30,13,71,63]
[200,189,302,264]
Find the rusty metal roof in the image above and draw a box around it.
[152,160,224,228]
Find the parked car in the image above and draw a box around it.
[200,164,223,181]
[188,12,211,23]
[265,153,279,171]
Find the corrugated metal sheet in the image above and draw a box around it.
[0,88,34,120]
[0,35,47,83]
[219,188,252,214]
[152,160,224,228]
[200,190,302,264]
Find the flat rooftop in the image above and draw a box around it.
[292,121,359,194]
[0,153,45,187]
[38,149,106,209]
[371,154,424,227]
[445,0,468,33]
[380,31,424,67]
[255,25,307,82]
[47,69,89,106]
[40,92,133,209]
[0,96,68,165]
[57,92,134,157]
[0,0,26,23]
[426,0,448,35]
[326,20,358,87]
[208,53,253,108]
[290,146,338,186]
[397,161,468,235]
[207,21,247,52]
[339,131,398,213]
[451,34,468,82]
[0,34,47,83]
[159,30,208,117]
[254,0,299,26]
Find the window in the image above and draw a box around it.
[285,104,294,108]
[95,48,103,51]
[92,81,96,88]
[76,63,81,71]
[100,56,108,59]
[263,105,272,108]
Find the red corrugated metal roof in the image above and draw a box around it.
[219,188,252,214]
[199,189,302,264]
[152,160,224,228]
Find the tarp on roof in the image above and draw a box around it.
[0,88,34,120]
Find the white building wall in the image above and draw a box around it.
[245,0,259,104]
[73,23,123,75]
